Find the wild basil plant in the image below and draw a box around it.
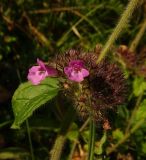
[11,0,145,160]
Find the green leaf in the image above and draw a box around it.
[112,129,124,141]
[131,99,146,125]
[142,143,146,154]
[133,77,146,96]
[95,132,107,155]
[67,123,79,141]
[81,130,90,143]
[11,77,60,129]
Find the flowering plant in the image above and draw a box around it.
[9,0,146,160]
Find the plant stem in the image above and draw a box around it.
[69,118,90,160]
[125,92,143,133]
[130,18,146,52]
[50,135,66,160]
[107,118,144,155]
[50,106,76,160]
[88,119,95,160]
[57,5,102,47]
[26,120,35,160]
[96,0,141,63]
[79,118,90,132]
[107,92,143,155]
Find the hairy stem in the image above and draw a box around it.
[50,106,76,160]
[96,0,141,63]
[50,135,66,160]
[130,18,146,52]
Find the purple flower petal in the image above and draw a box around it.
[64,59,89,82]
[81,68,89,77]
[27,59,57,85]
[37,58,46,70]
[45,66,58,76]
[69,71,84,82]
[64,66,73,76]
[28,71,46,85]
[28,66,40,73]
[27,66,47,85]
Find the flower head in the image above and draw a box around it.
[27,59,57,85]
[52,48,127,125]
[64,60,89,82]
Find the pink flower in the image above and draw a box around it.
[64,60,89,82]
[27,59,57,85]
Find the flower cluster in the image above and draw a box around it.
[53,48,126,124]
[27,48,126,125]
